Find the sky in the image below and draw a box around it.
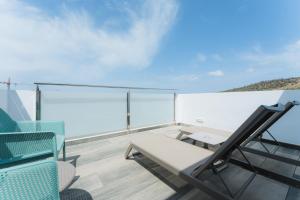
[1,0,300,92]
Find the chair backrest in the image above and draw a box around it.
[242,101,299,145]
[0,108,19,133]
[0,160,60,200]
[0,132,57,166]
[264,101,298,129]
[191,104,284,176]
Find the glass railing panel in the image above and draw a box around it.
[130,91,174,128]
[40,89,127,138]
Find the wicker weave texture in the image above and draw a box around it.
[0,160,60,200]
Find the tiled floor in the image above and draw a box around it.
[60,126,300,200]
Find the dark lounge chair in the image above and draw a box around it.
[125,104,287,200]
[241,101,300,166]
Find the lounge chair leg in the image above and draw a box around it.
[63,142,66,161]
[176,131,184,140]
[212,166,234,198]
[266,130,280,146]
[125,144,133,159]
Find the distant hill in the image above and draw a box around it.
[225,77,300,92]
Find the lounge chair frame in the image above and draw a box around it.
[241,101,300,166]
[179,147,258,200]
[126,104,287,200]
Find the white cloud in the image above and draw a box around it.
[252,43,263,53]
[196,53,207,63]
[0,0,178,82]
[208,70,224,77]
[159,73,200,82]
[240,40,300,70]
[211,54,222,61]
[246,67,255,73]
[196,53,223,64]
[173,74,200,81]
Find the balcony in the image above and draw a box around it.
[1,83,300,200]
[61,125,300,200]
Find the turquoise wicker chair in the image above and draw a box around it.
[0,160,60,200]
[0,108,66,160]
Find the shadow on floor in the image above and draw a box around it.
[133,153,194,199]
[61,154,81,190]
[65,154,80,168]
[60,188,93,200]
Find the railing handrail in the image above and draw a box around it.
[34,82,177,91]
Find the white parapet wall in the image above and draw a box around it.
[0,89,8,112]
[9,90,36,120]
[176,90,300,145]
[0,89,36,120]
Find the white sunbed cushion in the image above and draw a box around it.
[130,134,213,175]
[180,126,232,138]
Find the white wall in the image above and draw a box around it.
[176,90,300,144]
[9,90,36,120]
[0,89,8,112]
[0,89,36,120]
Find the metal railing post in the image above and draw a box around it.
[127,90,131,132]
[174,92,177,124]
[36,85,41,120]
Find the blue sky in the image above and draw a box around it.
[1,0,300,92]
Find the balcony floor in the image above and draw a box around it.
[60,126,300,200]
